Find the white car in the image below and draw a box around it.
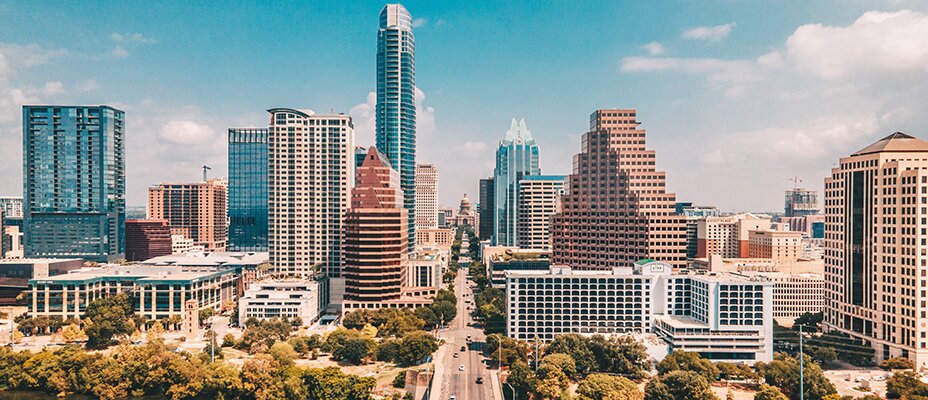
[459,365,465,371]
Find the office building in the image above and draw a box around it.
[415,164,438,230]
[675,203,720,218]
[479,177,495,241]
[494,119,541,246]
[343,148,413,310]
[239,280,325,326]
[171,234,202,254]
[354,146,368,169]
[505,261,774,363]
[408,249,444,292]
[3,224,23,259]
[23,105,125,262]
[488,249,550,288]
[268,109,354,278]
[691,255,824,275]
[0,258,82,305]
[516,175,565,251]
[675,204,720,260]
[124,219,172,261]
[736,271,825,327]
[785,188,818,217]
[228,128,268,252]
[148,179,228,252]
[0,197,23,219]
[551,109,687,269]
[747,230,803,261]
[696,214,772,259]
[29,264,237,321]
[415,228,454,248]
[824,132,928,367]
[376,3,417,250]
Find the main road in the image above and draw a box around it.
[431,240,500,400]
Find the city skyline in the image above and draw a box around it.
[1,1,927,213]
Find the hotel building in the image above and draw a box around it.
[517,175,565,251]
[415,164,439,230]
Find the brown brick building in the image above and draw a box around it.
[551,109,687,269]
[125,219,172,261]
[147,179,227,252]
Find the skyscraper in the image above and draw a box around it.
[228,128,269,251]
[493,119,540,246]
[551,109,686,269]
[517,175,566,251]
[414,164,438,230]
[343,147,408,306]
[824,132,928,367]
[376,3,417,250]
[478,177,495,241]
[785,188,819,217]
[147,180,228,252]
[268,109,354,278]
[23,105,125,261]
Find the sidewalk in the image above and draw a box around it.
[492,369,505,400]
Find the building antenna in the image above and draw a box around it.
[787,176,802,189]
[202,165,211,181]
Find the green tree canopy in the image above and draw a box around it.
[644,371,717,400]
[84,293,136,349]
[577,373,643,400]
[657,351,720,382]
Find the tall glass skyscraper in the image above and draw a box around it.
[23,105,125,261]
[376,3,416,249]
[228,128,268,252]
[493,119,540,246]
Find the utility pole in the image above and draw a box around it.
[210,317,215,363]
[534,335,539,371]
[505,382,517,400]
[799,324,804,400]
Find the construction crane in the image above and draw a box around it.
[202,165,211,181]
[786,176,802,189]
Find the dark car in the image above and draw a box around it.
[476,376,484,384]
[460,345,467,351]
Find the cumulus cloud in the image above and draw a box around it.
[76,78,99,92]
[641,41,665,56]
[349,91,376,148]
[455,141,488,158]
[415,87,436,136]
[623,10,928,210]
[159,119,216,145]
[683,23,735,41]
[412,18,428,28]
[111,46,129,58]
[110,32,157,44]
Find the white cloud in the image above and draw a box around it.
[455,141,488,158]
[76,78,99,92]
[641,41,665,56]
[111,46,129,58]
[110,32,157,44]
[683,23,735,41]
[40,81,64,96]
[415,87,436,136]
[412,18,428,28]
[159,119,216,145]
[349,91,376,148]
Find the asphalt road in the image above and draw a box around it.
[434,249,497,400]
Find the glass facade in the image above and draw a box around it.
[376,4,417,249]
[23,105,125,261]
[228,128,268,252]
[493,119,540,246]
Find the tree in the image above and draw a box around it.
[505,361,537,400]
[147,320,165,342]
[222,333,236,348]
[546,334,597,374]
[269,341,298,366]
[657,351,719,382]
[360,324,378,339]
[540,353,578,380]
[486,334,530,365]
[326,328,376,365]
[645,371,717,400]
[758,356,836,400]
[395,331,438,366]
[536,363,570,400]
[886,370,928,399]
[793,312,823,332]
[577,373,642,400]
[806,346,837,365]
[716,362,758,381]
[754,385,789,400]
[881,357,915,370]
[84,293,136,349]
[61,323,88,343]
[198,308,216,324]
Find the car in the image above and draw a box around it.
[450,396,456,400]
[459,365,465,371]
[466,335,472,340]
[453,353,459,358]
[461,345,466,351]
[476,376,484,384]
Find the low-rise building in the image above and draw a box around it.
[0,258,83,305]
[29,264,237,321]
[415,228,455,249]
[171,234,204,254]
[505,260,774,363]
[734,271,825,327]
[408,248,446,292]
[125,219,172,261]
[488,249,551,289]
[690,255,824,274]
[238,280,325,326]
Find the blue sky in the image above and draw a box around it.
[2,0,927,211]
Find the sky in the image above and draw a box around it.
[1,0,928,212]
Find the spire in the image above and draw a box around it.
[505,118,518,141]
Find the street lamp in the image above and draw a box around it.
[505,382,517,400]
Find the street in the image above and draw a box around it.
[431,243,500,400]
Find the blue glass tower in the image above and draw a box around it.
[228,128,268,252]
[23,105,125,261]
[377,3,416,249]
[493,119,540,246]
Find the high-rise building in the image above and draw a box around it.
[343,147,408,306]
[494,119,540,246]
[696,213,772,259]
[785,188,818,217]
[0,197,23,219]
[414,164,438,230]
[228,128,268,252]
[125,219,172,261]
[23,105,125,261]
[478,177,495,241]
[676,204,720,260]
[551,109,686,269]
[824,132,928,367]
[147,180,228,252]
[376,3,417,250]
[268,109,354,278]
[517,175,565,251]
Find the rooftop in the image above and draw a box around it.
[853,132,928,156]
[140,252,269,267]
